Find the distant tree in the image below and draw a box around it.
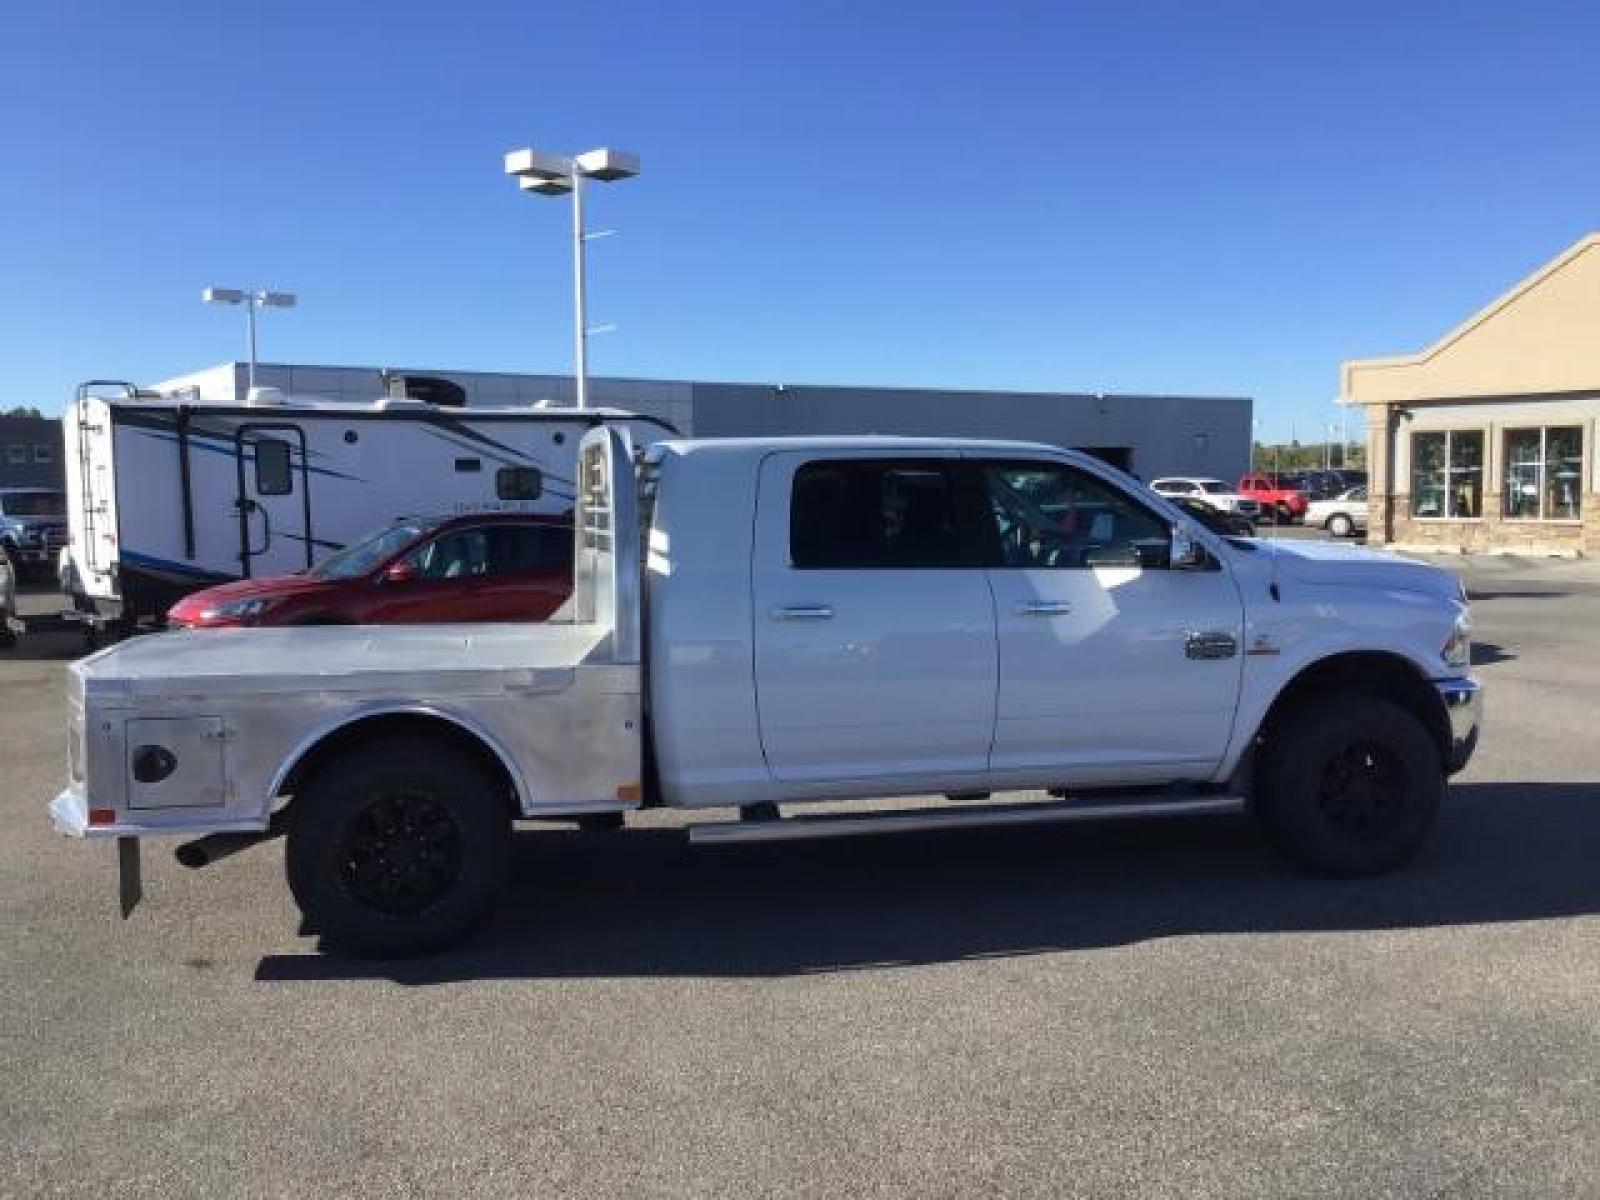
[3,406,43,419]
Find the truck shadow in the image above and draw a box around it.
[255,781,1599,984]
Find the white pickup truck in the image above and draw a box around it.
[50,428,1481,956]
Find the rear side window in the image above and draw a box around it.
[496,467,542,501]
[254,439,292,496]
[789,460,988,569]
[486,524,571,573]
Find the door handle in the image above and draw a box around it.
[1016,601,1073,616]
[772,605,834,620]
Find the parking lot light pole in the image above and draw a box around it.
[504,146,640,410]
[202,287,298,393]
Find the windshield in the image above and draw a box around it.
[310,519,441,580]
[1,491,64,517]
[1197,480,1231,495]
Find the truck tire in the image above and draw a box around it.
[1255,693,1442,877]
[286,738,511,957]
[1327,513,1354,538]
[1276,502,1294,524]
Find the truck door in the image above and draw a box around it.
[234,425,313,578]
[751,452,998,784]
[977,456,1244,782]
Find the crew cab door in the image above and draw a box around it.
[977,457,1244,783]
[751,453,997,783]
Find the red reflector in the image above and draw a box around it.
[88,808,117,827]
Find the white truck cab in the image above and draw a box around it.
[51,428,1481,955]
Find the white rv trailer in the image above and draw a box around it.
[61,381,674,632]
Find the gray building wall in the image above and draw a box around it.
[0,417,65,489]
[151,363,1251,482]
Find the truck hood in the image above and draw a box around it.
[1258,539,1463,601]
[73,622,613,698]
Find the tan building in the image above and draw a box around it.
[1343,233,1600,556]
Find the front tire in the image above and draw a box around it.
[286,738,511,957]
[1255,693,1442,877]
[1327,513,1354,538]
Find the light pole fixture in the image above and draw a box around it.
[504,145,641,409]
[202,287,297,393]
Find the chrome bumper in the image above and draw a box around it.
[1435,677,1482,775]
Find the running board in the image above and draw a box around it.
[686,794,1246,845]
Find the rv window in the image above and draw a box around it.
[455,458,482,473]
[254,439,292,496]
[496,467,542,501]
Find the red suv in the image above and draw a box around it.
[1236,473,1309,524]
[168,513,572,629]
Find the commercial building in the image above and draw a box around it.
[0,416,64,489]
[1344,233,1600,555]
[153,362,1252,483]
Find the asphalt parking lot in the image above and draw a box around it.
[4,553,1598,1198]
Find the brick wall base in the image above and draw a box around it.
[1373,492,1599,556]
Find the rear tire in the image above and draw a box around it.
[286,738,511,957]
[1255,693,1442,877]
[1327,513,1354,538]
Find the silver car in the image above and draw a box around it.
[1305,485,1369,538]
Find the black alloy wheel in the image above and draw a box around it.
[336,791,465,916]
[1315,741,1408,842]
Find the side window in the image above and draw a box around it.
[484,524,571,574]
[496,467,542,501]
[254,438,292,496]
[789,460,987,569]
[983,461,1171,570]
[408,527,491,580]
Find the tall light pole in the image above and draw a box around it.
[202,287,297,393]
[504,146,640,410]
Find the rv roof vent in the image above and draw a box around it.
[246,386,289,407]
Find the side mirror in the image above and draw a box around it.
[382,561,417,585]
[1170,527,1208,570]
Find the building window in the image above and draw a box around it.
[1504,426,1583,520]
[33,445,53,464]
[1411,431,1483,519]
[5,446,24,465]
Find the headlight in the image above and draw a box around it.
[1442,609,1471,669]
[200,597,273,622]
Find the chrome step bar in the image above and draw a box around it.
[687,794,1246,845]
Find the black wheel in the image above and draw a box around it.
[1275,502,1293,524]
[1255,693,1442,877]
[1326,513,1353,538]
[286,738,511,957]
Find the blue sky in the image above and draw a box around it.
[3,1,1598,439]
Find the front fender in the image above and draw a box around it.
[1218,617,1452,781]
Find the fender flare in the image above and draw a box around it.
[265,703,532,814]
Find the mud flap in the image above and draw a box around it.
[118,836,142,918]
